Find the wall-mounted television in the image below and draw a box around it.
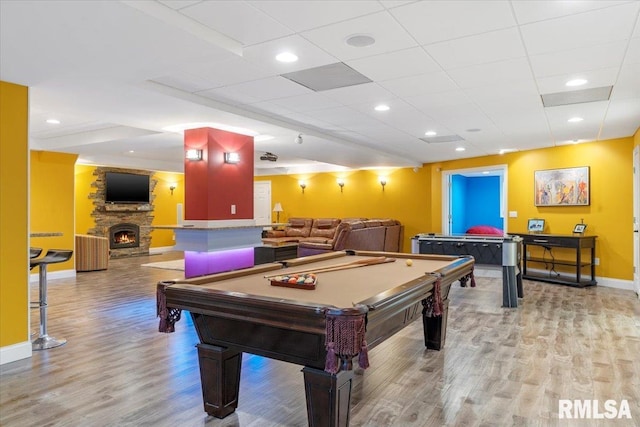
[105,172,150,204]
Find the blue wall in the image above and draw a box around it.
[451,175,503,233]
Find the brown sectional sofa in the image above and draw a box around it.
[262,217,403,257]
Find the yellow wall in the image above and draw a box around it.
[635,127,639,147]
[30,151,77,272]
[151,171,184,247]
[429,137,634,280]
[256,167,431,252]
[75,164,96,235]
[0,81,29,348]
[74,165,184,248]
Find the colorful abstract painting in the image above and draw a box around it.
[534,167,590,206]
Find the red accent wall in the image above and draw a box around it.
[184,127,254,220]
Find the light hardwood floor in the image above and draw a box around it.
[1,252,639,427]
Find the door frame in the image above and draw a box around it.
[633,145,639,297]
[442,164,508,235]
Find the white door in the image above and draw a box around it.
[633,146,639,297]
[254,181,271,226]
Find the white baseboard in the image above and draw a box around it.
[149,246,176,254]
[29,269,76,284]
[475,266,635,293]
[0,341,31,365]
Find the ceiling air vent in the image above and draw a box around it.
[420,135,465,143]
[541,86,612,107]
[281,63,372,92]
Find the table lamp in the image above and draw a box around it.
[273,202,283,223]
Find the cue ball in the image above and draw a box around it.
[406,259,413,266]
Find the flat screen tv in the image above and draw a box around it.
[105,172,150,204]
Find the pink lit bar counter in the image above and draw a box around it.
[151,221,264,278]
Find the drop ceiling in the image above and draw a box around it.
[1,0,638,175]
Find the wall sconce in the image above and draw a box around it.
[185,149,203,161]
[273,202,283,223]
[299,180,307,193]
[379,176,387,191]
[337,179,345,192]
[169,183,177,195]
[224,152,240,164]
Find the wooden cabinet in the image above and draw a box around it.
[514,233,597,287]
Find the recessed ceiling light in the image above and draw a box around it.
[374,104,390,112]
[566,78,588,87]
[275,52,298,63]
[466,128,481,132]
[455,147,466,152]
[568,117,584,123]
[129,150,134,153]
[46,119,60,124]
[499,148,516,155]
[424,131,437,136]
[345,34,376,47]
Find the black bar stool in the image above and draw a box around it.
[29,249,73,350]
[30,247,43,259]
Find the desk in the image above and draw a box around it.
[514,233,597,287]
[158,251,474,427]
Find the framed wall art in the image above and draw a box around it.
[534,166,589,206]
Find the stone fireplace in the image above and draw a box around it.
[109,223,140,249]
[86,167,156,258]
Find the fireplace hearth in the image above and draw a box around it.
[109,223,140,249]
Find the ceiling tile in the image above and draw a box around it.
[187,56,275,88]
[520,3,640,55]
[321,82,396,106]
[625,36,640,64]
[610,62,640,100]
[511,1,632,25]
[544,101,609,141]
[247,0,383,32]
[157,1,202,10]
[149,72,218,93]
[379,71,459,98]
[529,41,627,78]
[199,76,312,104]
[180,1,294,45]
[465,78,540,105]
[425,28,526,70]
[405,90,471,112]
[446,57,534,89]
[600,98,640,139]
[390,0,515,45]
[300,11,417,61]
[346,47,441,82]
[268,92,344,112]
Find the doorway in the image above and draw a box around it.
[442,165,508,235]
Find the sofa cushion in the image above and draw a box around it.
[309,218,340,239]
[285,217,313,237]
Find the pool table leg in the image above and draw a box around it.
[302,366,354,427]
[196,343,242,418]
[422,299,450,350]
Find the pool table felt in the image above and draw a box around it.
[170,255,460,309]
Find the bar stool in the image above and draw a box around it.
[29,249,73,350]
[30,247,43,259]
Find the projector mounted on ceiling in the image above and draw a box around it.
[260,152,278,162]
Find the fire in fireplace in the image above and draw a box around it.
[109,223,140,249]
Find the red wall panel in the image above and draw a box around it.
[184,127,254,220]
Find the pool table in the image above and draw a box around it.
[157,250,474,427]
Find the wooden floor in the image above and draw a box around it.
[1,252,639,427]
